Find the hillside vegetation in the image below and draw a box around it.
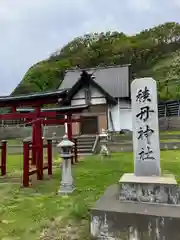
[12,22,180,100]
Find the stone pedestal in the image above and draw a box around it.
[58,158,75,194]
[119,173,180,204]
[90,185,180,239]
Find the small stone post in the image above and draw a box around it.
[57,135,75,194]
[99,129,109,158]
[52,132,57,144]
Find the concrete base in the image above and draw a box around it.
[119,173,180,204]
[90,185,180,239]
[58,184,75,194]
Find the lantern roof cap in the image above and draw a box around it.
[57,134,74,148]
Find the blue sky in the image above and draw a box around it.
[0,0,180,95]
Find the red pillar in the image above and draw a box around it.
[67,114,74,164]
[34,107,43,180]
[23,140,30,187]
[1,140,7,176]
[32,123,37,165]
[11,106,16,113]
[67,114,72,140]
[36,118,43,180]
[47,139,52,175]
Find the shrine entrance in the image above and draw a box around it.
[80,116,98,134]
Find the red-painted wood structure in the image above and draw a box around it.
[0,140,7,176]
[0,90,88,187]
[23,138,53,187]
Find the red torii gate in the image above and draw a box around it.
[0,90,88,186]
[0,90,88,137]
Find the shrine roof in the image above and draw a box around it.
[59,65,132,99]
[16,104,89,113]
[63,70,117,105]
[0,89,68,106]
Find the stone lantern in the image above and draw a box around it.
[57,134,75,194]
[99,129,109,157]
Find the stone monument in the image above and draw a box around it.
[90,78,180,239]
[119,77,178,204]
[132,78,160,176]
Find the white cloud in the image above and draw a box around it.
[0,0,179,95]
[127,0,153,11]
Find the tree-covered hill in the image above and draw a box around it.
[12,22,180,100]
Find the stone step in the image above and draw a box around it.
[77,141,94,146]
[77,141,95,146]
[74,136,95,155]
[77,137,95,141]
[77,144,93,149]
[77,152,93,156]
[78,135,96,138]
[77,138,96,143]
[77,148,93,153]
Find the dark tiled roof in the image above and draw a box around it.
[59,65,131,98]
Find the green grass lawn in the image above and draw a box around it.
[160,130,180,135]
[160,139,180,142]
[1,152,180,239]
